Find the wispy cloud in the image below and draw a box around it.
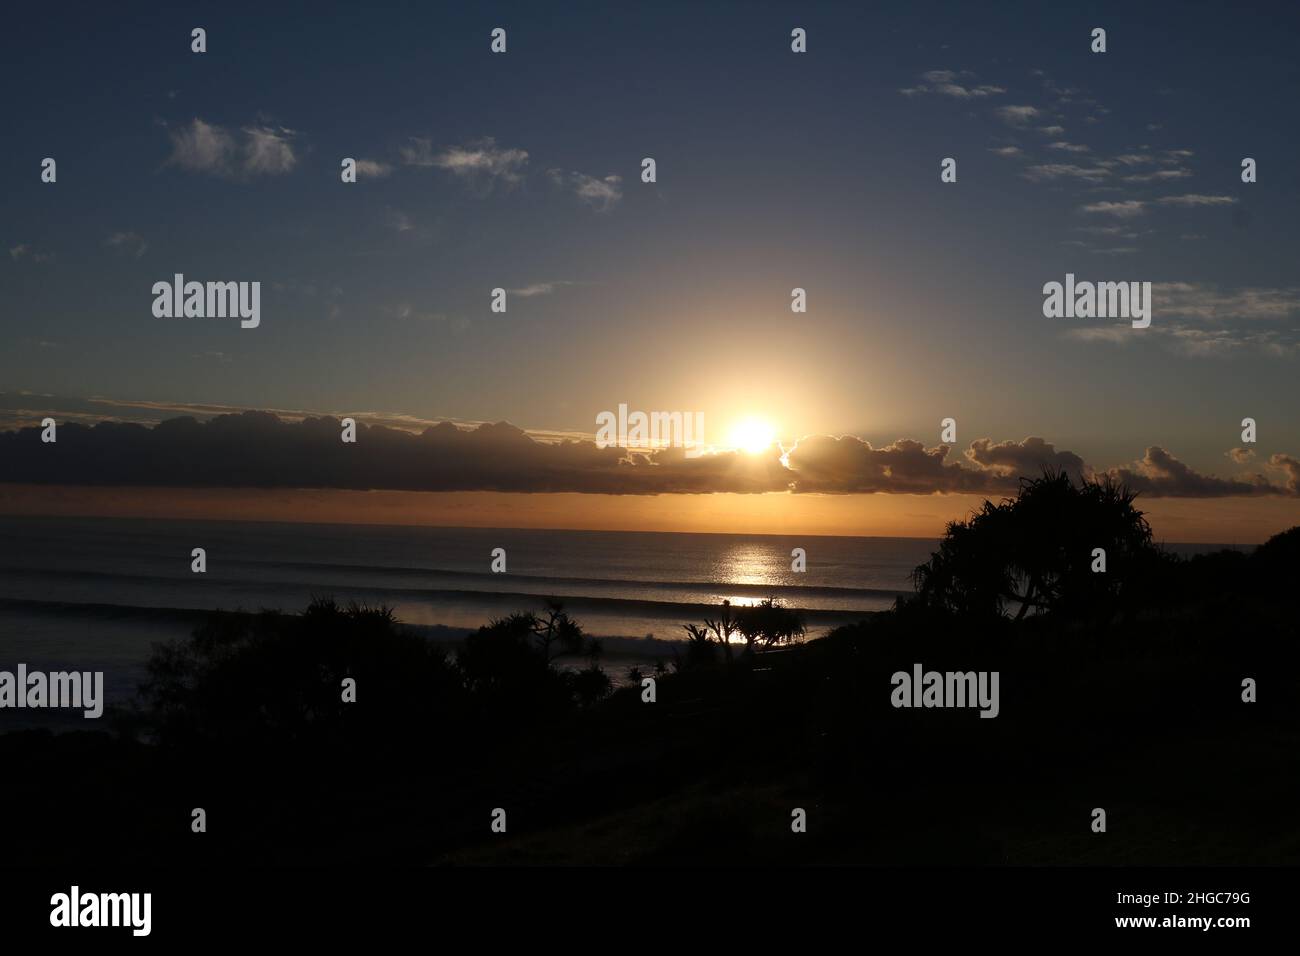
[392,303,458,326]
[1080,200,1148,217]
[1121,168,1192,183]
[507,281,579,298]
[7,244,53,263]
[547,169,623,211]
[1074,225,1140,237]
[900,69,1005,98]
[1066,283,1300,358]
[402,136,528,189]
[1156,193,1237,207]
[1025,164,1111,183]
[1156,282,1300,322]
[166,118,297,178]
[105,231,148,258]
[386,208,415,233]
[994,105,1042,126]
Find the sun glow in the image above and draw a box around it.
[726,417,778,454]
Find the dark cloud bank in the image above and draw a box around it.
[1,412,1296,499]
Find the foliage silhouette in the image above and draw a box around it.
[735,597,806,652]
[908,470,1160,623]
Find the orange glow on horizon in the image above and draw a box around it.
[0,484,1296,545]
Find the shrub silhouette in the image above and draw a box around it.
[136,597,462,751]
[456,599,610,714]
[676,622,722,670]
[679,599,744,666]
[135,596,613,750]
[1252,525,1300,592]
[735,597,806,652]
[908,470,1159,623]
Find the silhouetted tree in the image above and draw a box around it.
[735,597,806,652]
[532,599,588,664]
[456,600,609,714]
[568,665,613,707]
[1252,525,1300,592]
[909,470,1158,623]
[677,623,720,670]
[136,598,462,751]
[681,599,743,665]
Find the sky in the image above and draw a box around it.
[2,0,1298,541]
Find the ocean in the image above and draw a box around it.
[0,515,1242,726]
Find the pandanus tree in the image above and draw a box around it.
[735,597,806,653]
[682,600,744,664]
[681,597,806,666]
[909,470,1158,623]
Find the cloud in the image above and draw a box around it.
[392,303,452,325]
[1047,141,1091,153]
[243,125,297,174]
[963,437,1088,484]
[3,413,1291,498]
[1155,193,1237,207]
[1101,446,1285,498]
[166,118,235,173]
[507,281,578,298]
[900,70,1006,98]
[1065,282,1300,357]
[1121,168,1192,183]
[995,105,1041,126]
[547,169,623,211]
[1270,455,1300,494]
[988,146,1023,158]
[1075,194,1236,220]
[166,118,297,178]
[398,138,437,166]
[1037,125,1065,135]
[783,436,998,494]
[7,243,53,263]
[1025,164,1111,183]
[354,159,393,178]
[1227,447,1256,464]
[403,137,528,188]
[0,413,786,495]
[1080,200,1147,217]
[105,232,148,258]
[386,208,415,233]
[1074,225,1138,237]
[1155,282,1300,322]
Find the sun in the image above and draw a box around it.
[726,417,778,454]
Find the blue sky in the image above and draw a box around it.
[2,0,1299,502]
